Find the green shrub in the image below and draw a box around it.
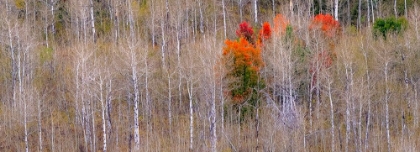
[373,17,408,39]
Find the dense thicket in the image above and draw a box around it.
[0,0,420,151]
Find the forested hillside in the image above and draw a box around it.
[1,0,420,151]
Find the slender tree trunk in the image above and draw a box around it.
[345,66,351,152]
[253,0,258,23]
[161,19,166,69]
[132,58,140,151]
[38,97,43,151]
[358,0,362,30]
[100,76,107,152]
[334,0,339,20]
[394,0,397,17]
[145,47,150,152]
[222,0,227,39]
[199,0,204,33]
[404,0,407,17]
[51,0,55,35]
[371,0,375,23]
[239,0,243,21]
[384,62,391,152]
[188,77,194,151]
[210,73,217,152]
[363,50,371,151]
[90,0,96,42]
[367,0,371,26]
[328,79,335,152]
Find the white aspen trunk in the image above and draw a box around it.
[80,59,88,152]
[51,111,54,151]
[273,0,275,13]
[7,18,17,108]
[358,0,362,29]
[415,5,419,40]
[91,93,96,152]
[145,48,150,152]
[404,0,407,17]
[334,0,339,20]
[188,78,194,151]
[363,51,371,151]
[414,82,418,127]
[222,0,227,39]
[38,97,43,151]
[199,0,204,33]
[24,93,28,152]
[210,73,217,152]
[161,19,166,69]
[168,73,172,129]
[290,0,294,16]
[345,66,351,152]
[90,0,96,42]
[371,0,375,23]
[132,57,140,151]
[239,0,243,21]
[100,76,107,152]
[51,0,55,34]
[394,0,397,17]
[44,0,49,47]
[384,62,391,152]
[128,0,135,42]
[328,79,335,152]
[367,0,371,26]
[151,0,155,47]
[253,0,258,23]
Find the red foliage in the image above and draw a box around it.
[309,14,340,37]
[259,22,271,40]
[236,21,254,42]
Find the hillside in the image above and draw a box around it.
[0,0,419,151]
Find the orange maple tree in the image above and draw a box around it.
[309,14,340,37]
[273,14,289,36]
[223,37,263,104]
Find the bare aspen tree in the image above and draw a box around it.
[335,0,339,20]
[50,0,56,35]
[222,0,227,39]
[404,0,407,17]
[363,43,372,151]
[151,0,156,47]
[38,94,42,151]
[371,0,375,23]
[199,0,204,33]
[186,48,195,150]
[394,0,398,17]
[127,0,140,150]
[253,0,258,23]
[358,0,362,29]
[344,65,352,152]
[90,0,96,42]
[384,62,391,152]
[239,0,243,21]
[367,0,371,26]
[130,45,141,151]
[327,77,335,152]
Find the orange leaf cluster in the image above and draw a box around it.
[309,14,340,37]
[273,14,289,35]
[223,38,263,72]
